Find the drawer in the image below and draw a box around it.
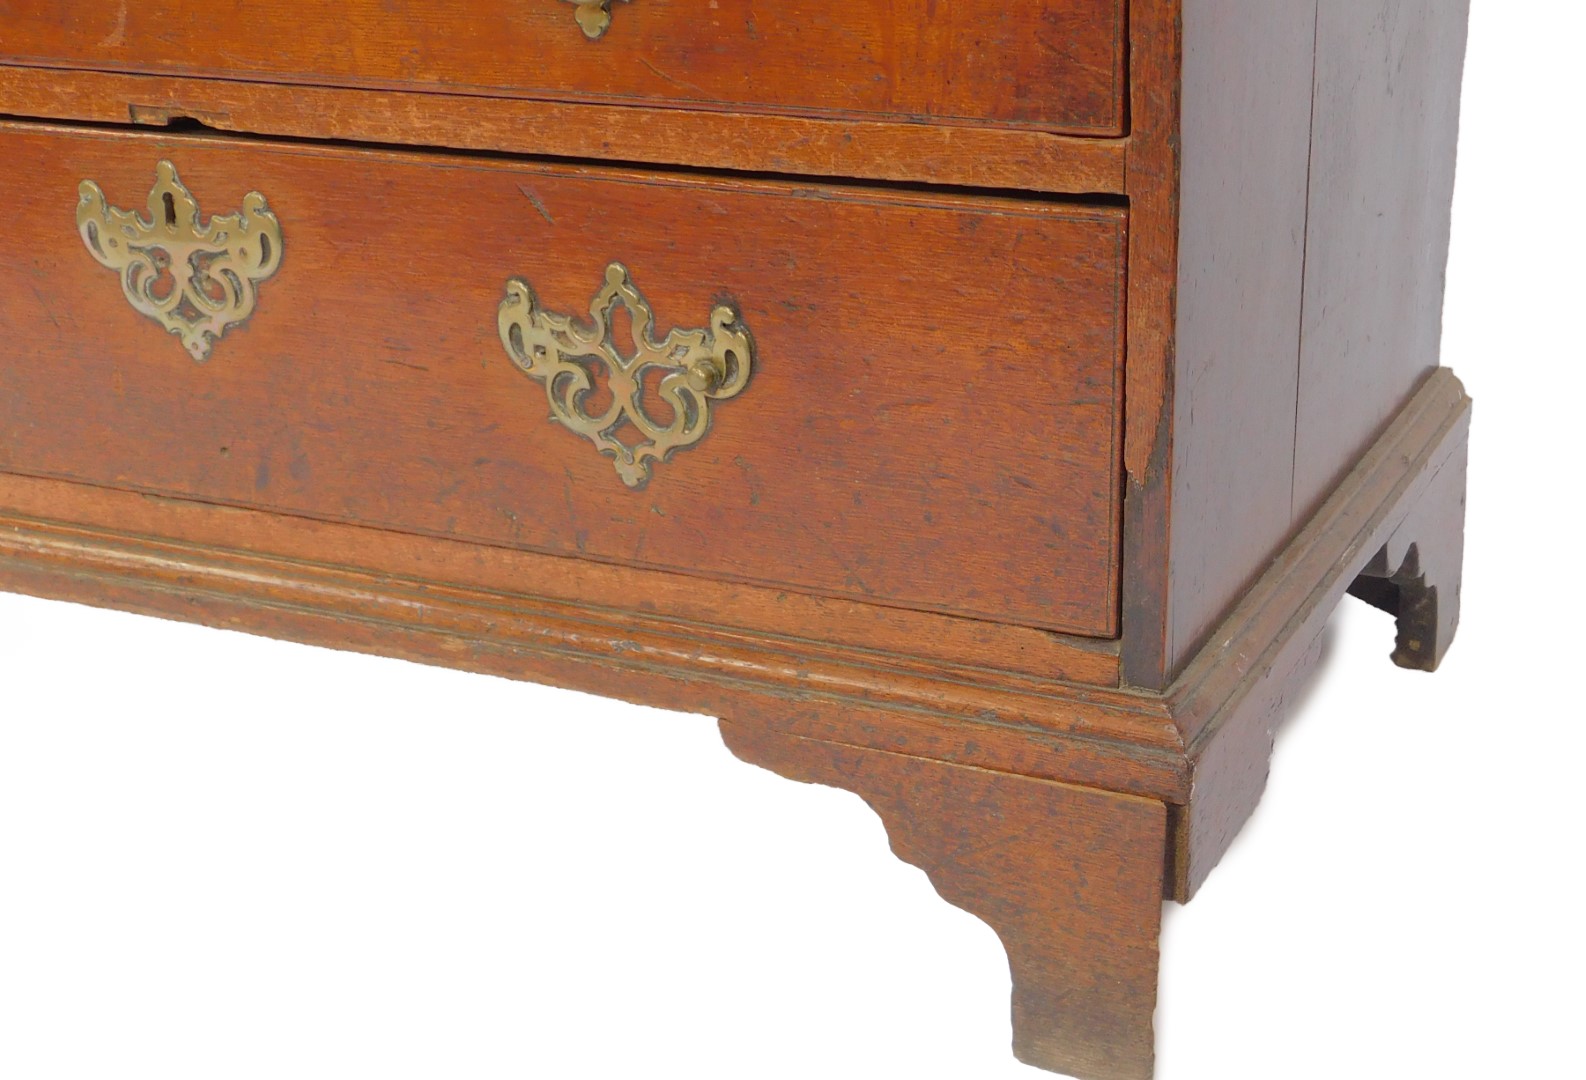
[0,123,1125,636]
[0,0,1127,137]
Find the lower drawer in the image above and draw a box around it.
[0,123,1125,636]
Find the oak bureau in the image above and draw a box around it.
[0,3,1471,1077]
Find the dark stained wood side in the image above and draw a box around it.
[0,122,1126,637]
[1291,0,1472,518]
[1125,0,1472,689]
[1346,446,1467,677]
[1166,370,1470,899]
[0,66,1129,197]
[1142,0,1320,686]
[0,0,1127,135]
[720,721,1167,1080]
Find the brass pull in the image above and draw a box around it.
[498,262,754,489]
[76,160,282,363]
[565,0,627,39]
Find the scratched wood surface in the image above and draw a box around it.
[1166,369,1471,899]
[1155,0,1319,682]
[1114,0,1183,689]
[1119,0,1472,687]
[0,122,1126,637]
[0,0,1127,135]
[0,371,1473,881]
[0,474,1186,805]
[0,66,1130,197]
[1291,0,1471,520]
[720,721,1167,1080]
[0,4,1484,1077]
[1117,0,1320,688]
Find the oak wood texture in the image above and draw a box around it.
[1292,0,1472,520]
[0,3,1475,686]
[1118,0,1472,688]
[0,369,1471,893]
[1165,370,1470,898]
[0,66,1129,197]
[0,472,1183,805]
[0,372,1469,1079]
[0,122,1126,637]
[1113,0,1181,691]
[1160,0,1319,682]
[1347,453,1467,677]
[0,2,1477,1075]
[0,0,1127,136]
[720,722,1166,1080]
[0,358,1470,1080]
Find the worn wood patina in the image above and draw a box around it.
[0,3,1473,1077]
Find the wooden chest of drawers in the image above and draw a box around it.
[0,0,1130,133]
[0,3,1472,1078]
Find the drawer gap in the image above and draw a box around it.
[0,108,1131,208]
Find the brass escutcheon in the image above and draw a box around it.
[498,262,754,489]
[565,0,627,39]
[76,160,282,363]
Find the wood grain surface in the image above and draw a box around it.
[720,721,1166,1080]
[0,121,1126,636]
[1292,0,1471,518]
[0,472,1189,805]
[1166,369,1471,898]
[0,4,1481,1076]
[0,0,1127,135]
[0,66,1129,197]
[1120,0,1472,688]
[1114,0,1183,690]
[1162,0,1319,682]
[0,371,1473,888]
[1119,0,1321,688]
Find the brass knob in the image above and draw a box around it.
[565,0,626,39]
[686,357,724,393]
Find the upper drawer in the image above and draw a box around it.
[0,1,1128,136]
[0,122,1124,637]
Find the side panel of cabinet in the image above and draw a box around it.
[1125,0,1319,686]
[1291,0,1472,519]
[1125,0,1472,687]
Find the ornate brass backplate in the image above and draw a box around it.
[76,160,283,363]
[565,0,627,39]
[498,263,754,489]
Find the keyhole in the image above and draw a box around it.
[162,191,177,226]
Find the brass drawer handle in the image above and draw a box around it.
[76,160,282,363]
[498,262,754,489]
[566,0,626,39]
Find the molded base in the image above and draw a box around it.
[0,371,1470,1079]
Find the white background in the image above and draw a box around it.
[3,5,1582,1078]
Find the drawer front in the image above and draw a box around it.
[0,1,1126,136]
[0,124,1125,636]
